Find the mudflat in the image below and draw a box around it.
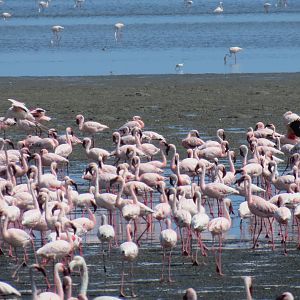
[0,73,299,299]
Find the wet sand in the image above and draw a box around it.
[0,73,300,299]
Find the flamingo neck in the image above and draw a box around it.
[242,146,248,167]
[94,166,100,196]
[245,176,253,206]
[116,179,124,207]
[30,267,38,299]
[35,154,43,186]
[126,224,132,242]
[129,184,138,204]
[80,261,89,296]
[2,217,9,239]
[134,158,140,181]
[228,151,235,173]
[54,265,64,300]
[66,128,72,147]
[169,145,176,172]
[78,117,84,131]
[29,182,39,210]
[223,200,231,226]
[199,165,206,193]
[87,208,96,225]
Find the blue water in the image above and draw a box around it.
[0,0,299,75]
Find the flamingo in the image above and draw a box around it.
[38,0,50,13]
[97,214,115,247]
[119,223,139,298]
[30,263,64,300]
[51,25,64,45]
[2,12,11,21]
[207,198,233,275]
[243,276,253,300]
[36,222,75,263]
[181,130,204,149]
[175,63,184,72]
[0,281,21,297]
[224,47,243,64]
[183,288,197,300]
[69,256,89,298]
[111,131,145,163]
[74,0,84,8]
[274,198,292,255]
[159,218,177,282]
[115,22,124,41]
[82,137,110,162]
[264,2,271,13]
[133,128,160,160]
[54,127,73,159]
[169,188,192,255]
[191,192,209,263]
[214,2,223,13]
[76,114,109,146]
[1,212,36,278]
[199,162,238,215]
[118,116,144,133]
[239,174,278,249]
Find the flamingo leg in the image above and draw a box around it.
[252,217,263,249]
[168,250,174,282]
[216,234,224,276]
[130,262,136,298]
[120,260,126,298]
[160,249,166,282]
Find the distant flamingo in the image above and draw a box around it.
[51,25,64,45]
[264,2,271,13]
[214,2,223,13]
[2,12,11,21]
[38,1,50,13]
[114,22,124,41]
[74,0,84,8]
[224,47,243,64]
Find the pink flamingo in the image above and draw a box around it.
[76,114,108,146]
[0,281,21,297]
[240,174,278,249]
[119,223,139,297]
[207,198,233,275]
[191,191,209,264]
[82,137,110,162]
[159,218,177,282]
[181,130,204,149]
[54,127,73,159]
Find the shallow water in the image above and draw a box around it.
[0,0,300,75]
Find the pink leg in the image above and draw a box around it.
[168,251,174,282]
[160,249,166,282]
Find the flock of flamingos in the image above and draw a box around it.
[1,99,300,299]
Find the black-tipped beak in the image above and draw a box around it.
[91,201,97,213]
[76,119,80,125]
[5,139,14,149]
[72,181,78,191]
[166,144,170,156]
[239,148,244,157]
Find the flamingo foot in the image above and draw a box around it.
[119,289,127,298]
[131,291,137,298]
[216,265,224,276]
[192,259,199,266]
[168,278,175,283]
[159,277,164,283]
[182,250,189,256]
